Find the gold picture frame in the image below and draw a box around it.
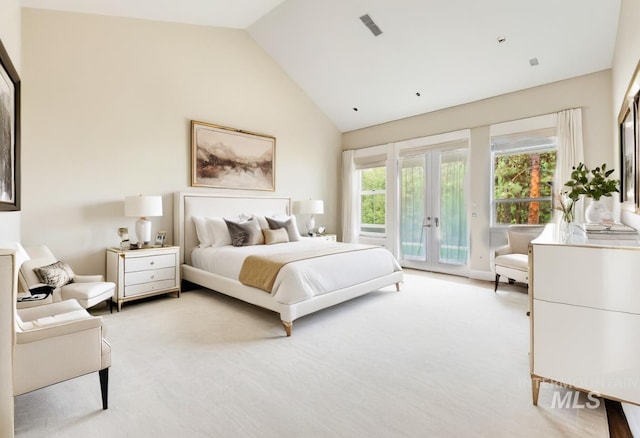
[191,120,275,191]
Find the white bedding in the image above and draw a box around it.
[191,238,401,305]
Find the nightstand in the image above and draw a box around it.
[106,246,180,311]
[313,234,337,242]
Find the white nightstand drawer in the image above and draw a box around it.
[125,254,175,272]
[125,267,175,286]
[106,246,181,310]
[125,279,177,297]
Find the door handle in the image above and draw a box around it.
[434,217,439,227]
[423,217,431,228]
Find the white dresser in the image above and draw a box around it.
[106,246,180,311]
[529,224,640,406]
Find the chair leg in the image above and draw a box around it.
[99,368,109,410]
[494,274,500,292]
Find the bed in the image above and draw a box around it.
[174,192,403,336]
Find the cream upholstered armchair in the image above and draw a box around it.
[494,225,544,292]
[18,245,114,311]
[9,250,112,409]
[13,300,112,409]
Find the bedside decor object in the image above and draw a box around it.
[155,231,167,247]
[293,199,324,235]
[561,162,619,224]
[0,37,21,211]
[125,194,163,246]
[118,227,129,250]
[191,120,275,191]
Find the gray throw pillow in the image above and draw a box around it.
[266,216,301,242]
[33,260,75,288]
[224,218,263,247]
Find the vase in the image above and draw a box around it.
[559,219,574,243]
[585,199,608,223]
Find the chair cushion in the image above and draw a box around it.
[62,281,115,301]
[495,253,529,271]
[20,257,57,289]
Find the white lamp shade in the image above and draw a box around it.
[125,195,163,244]
[125,195,163,218]
[294,199,324,215]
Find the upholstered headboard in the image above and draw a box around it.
[174,192,291,265]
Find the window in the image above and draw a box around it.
[491,127,557,226]
[359,166,386,235]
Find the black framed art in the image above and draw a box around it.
[0,37,20,211]
[619,103,636,205]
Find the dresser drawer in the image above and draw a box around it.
[125,254,175,273]
[125,279,178,297]
[125,267,175,286]
[106,246,181,310]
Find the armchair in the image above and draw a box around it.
[18,245,114,311]
[13,299,111,409]
[494,225,544,292]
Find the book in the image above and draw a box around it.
[577,222,639,240]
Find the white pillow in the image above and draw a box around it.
[205,217,232,247]
[251,214,269,230]
[192,216,211,248]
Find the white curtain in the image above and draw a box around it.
[341,150,358,243]
[556,108,584,221]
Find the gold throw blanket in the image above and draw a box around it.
[239,244,374,292]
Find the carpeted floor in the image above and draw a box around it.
[14,270,609,437]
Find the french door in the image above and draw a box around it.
[399,146,469,275]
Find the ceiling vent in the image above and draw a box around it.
[529,57,539,66]
[360,14,382,36]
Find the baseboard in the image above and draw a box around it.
[469,270,494,282]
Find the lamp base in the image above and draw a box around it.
[135,218,152,245]
[306,215,316,236]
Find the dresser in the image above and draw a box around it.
[529,224,640,406]
[106,246,180,311]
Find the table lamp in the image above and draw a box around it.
[125,195,163,246]
[294,199,324,235]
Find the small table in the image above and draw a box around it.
[106,245,181,311]
[311,234,337,242]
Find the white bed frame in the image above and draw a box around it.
[174,192,403,336]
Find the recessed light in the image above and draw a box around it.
[416,92,421,97]
[497,35,506,43]
[353,107,359,112]
[529,57,539,66]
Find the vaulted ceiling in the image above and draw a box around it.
[21,0,621,132]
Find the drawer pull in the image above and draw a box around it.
[150,275,155,280]
[150,261,155,265]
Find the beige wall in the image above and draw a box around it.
[343,70,613,276]
[21,9,341,274]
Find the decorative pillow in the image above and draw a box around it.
[205,217,232,247]
[192,216,211,247]
[251,214,269,230]
[224,218,264,247]
[33,261,75,288]
[263,228,290,245]
[266,216,301,242]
